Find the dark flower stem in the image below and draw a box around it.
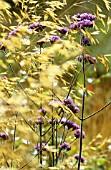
[11,112,18,168]
[51,116,55,166]
[78,53,86,170]
[39,123,42,164]
[55,120,58,164]
[1,145,10,168]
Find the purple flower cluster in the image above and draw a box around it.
[34,143,46,151]
[74,129,85,139]
[74,154,85,163]
[60,142,71,151]
[0,132,9,140]
[81,35,91,46]
[38,108,46,115]
[8,29,18,39]
[76,54,97,64]
[63,98,80,113]
[29,23,46,31]
[57,27,69,35]
[61,119,79,131]
[36,116,44,125]
[48,36,62,44]
[70,13,96,30]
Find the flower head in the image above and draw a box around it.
[0,132,9,140]
[81,35,91,46]
[60,142,71,151]
[48,36,62,44]
[38,108,46,115]
[8,29,18,39]
[63,98,73,105]
[63,98,80,114]
[61,119,80,130]
[29,23,46,31]
[74,154,85,163]
[58,27,69,35]
[76,54,97,64]
[36,116,44,125]
[74,129,85,138]
[34,143,46,151]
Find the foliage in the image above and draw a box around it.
[0,0,111,169]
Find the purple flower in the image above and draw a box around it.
[63,98,80,114]
[81,35,91,46]
[48,36,62,44]
[0,132,9,140]
[58,27,69,34]
[74,129,85,138]
[29,23,35,29]
[85,54,97,64]
[76,54,97,64]
[29,23,46,31]
[74,154,85,163]
[38,108,46,115]
[70,24,78,30]
[35,143,46,151]
[63,98,73,105]
[60,142,71,151]
[61,119,80,130]
[8,29,18,39]
[36,116,44,124]
[68,103,80,113]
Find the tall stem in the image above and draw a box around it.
[78,53,86,170]
[55,120,58,164]
[52,116,55,166]
[11,112,18,167]
[39,123,42,165]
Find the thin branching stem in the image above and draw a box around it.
[78,53,86,170]
[2,152,10,167]
[19,112,38,135]
[84,100,111,120]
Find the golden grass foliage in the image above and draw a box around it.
[0,0,111,169]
